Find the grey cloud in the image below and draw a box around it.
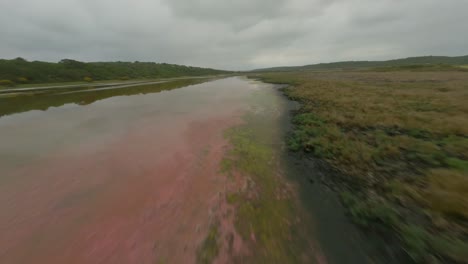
[0,0,467,70]
[163,0,285,26]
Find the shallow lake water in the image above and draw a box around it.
[0,77,378,263]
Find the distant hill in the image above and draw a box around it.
[252,55,468,72]
[0,58,228,85]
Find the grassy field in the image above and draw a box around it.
[251,70,468,263]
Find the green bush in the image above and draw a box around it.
[341,192,399,227]
[400,225,430,262]
[0,79,15,87]
[444,157,468,171]
[16,77,28,83]
[400,225,468,262]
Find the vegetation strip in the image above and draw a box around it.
[218,89,319,263]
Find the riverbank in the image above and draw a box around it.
[250,71,468,263]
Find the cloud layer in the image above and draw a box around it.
[1,0,467,70]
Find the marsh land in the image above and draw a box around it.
[253,68,468,263]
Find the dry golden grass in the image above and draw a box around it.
[425,169,468,219]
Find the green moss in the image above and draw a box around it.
[441,136,468,159]
[292,113,325,126]
[219,158,233,174]
[404,140,444,166]
[197,225,220,264]
[226,193,240,204]
[400,224,468,263]
[400,225,430,262]
[341,192,400,228]
[430,236,468,263]
[444,157,468,171]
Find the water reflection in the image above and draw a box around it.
[0,78,211,117]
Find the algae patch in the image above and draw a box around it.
[220,89,315,263]
[197,225,220,264]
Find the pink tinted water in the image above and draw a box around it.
[0,77,264,264]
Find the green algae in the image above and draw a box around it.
[197,225,220,264]
[220,88,314,263]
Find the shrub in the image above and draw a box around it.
[16,77,28,83]
[0,79,15,87]
[83,76,93,82]
[341,192,399,227]
[444,157,468,171]
[431,235,468,262]
[400,225,430,261]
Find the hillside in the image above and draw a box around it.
[253,55,468,72]
[0,58,228,85]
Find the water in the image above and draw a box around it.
[0,77,376,263]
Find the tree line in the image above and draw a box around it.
[0,58,228,86]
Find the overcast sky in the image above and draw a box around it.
[0,0,467,70]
